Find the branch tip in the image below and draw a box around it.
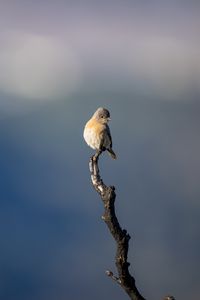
[105,270,113,277]
[105,270,122,285]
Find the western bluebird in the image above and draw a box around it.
[83,107,117,159]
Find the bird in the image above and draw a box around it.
[83,107,117,159]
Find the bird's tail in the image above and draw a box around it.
[107,148,117,159]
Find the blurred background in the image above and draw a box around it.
[0,1,200,299]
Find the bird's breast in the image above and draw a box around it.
[83,119,110,150]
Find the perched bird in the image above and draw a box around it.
[83,107,117,159]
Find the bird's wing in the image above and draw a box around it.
[106,124,112,148]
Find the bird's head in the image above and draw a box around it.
[93,107,111,124]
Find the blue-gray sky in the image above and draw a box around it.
[0,1,200,300]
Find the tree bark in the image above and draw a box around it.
[89,152,146,300]
[88,152,175,300]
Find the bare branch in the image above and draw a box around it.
[89,153,146,300]
[88,153,176,300]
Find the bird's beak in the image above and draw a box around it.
[107,117,111,121]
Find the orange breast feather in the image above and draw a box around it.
[85,119,105,135]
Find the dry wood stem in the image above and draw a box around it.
[89,153,146,300]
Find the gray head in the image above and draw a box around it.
[93,107,111,124]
